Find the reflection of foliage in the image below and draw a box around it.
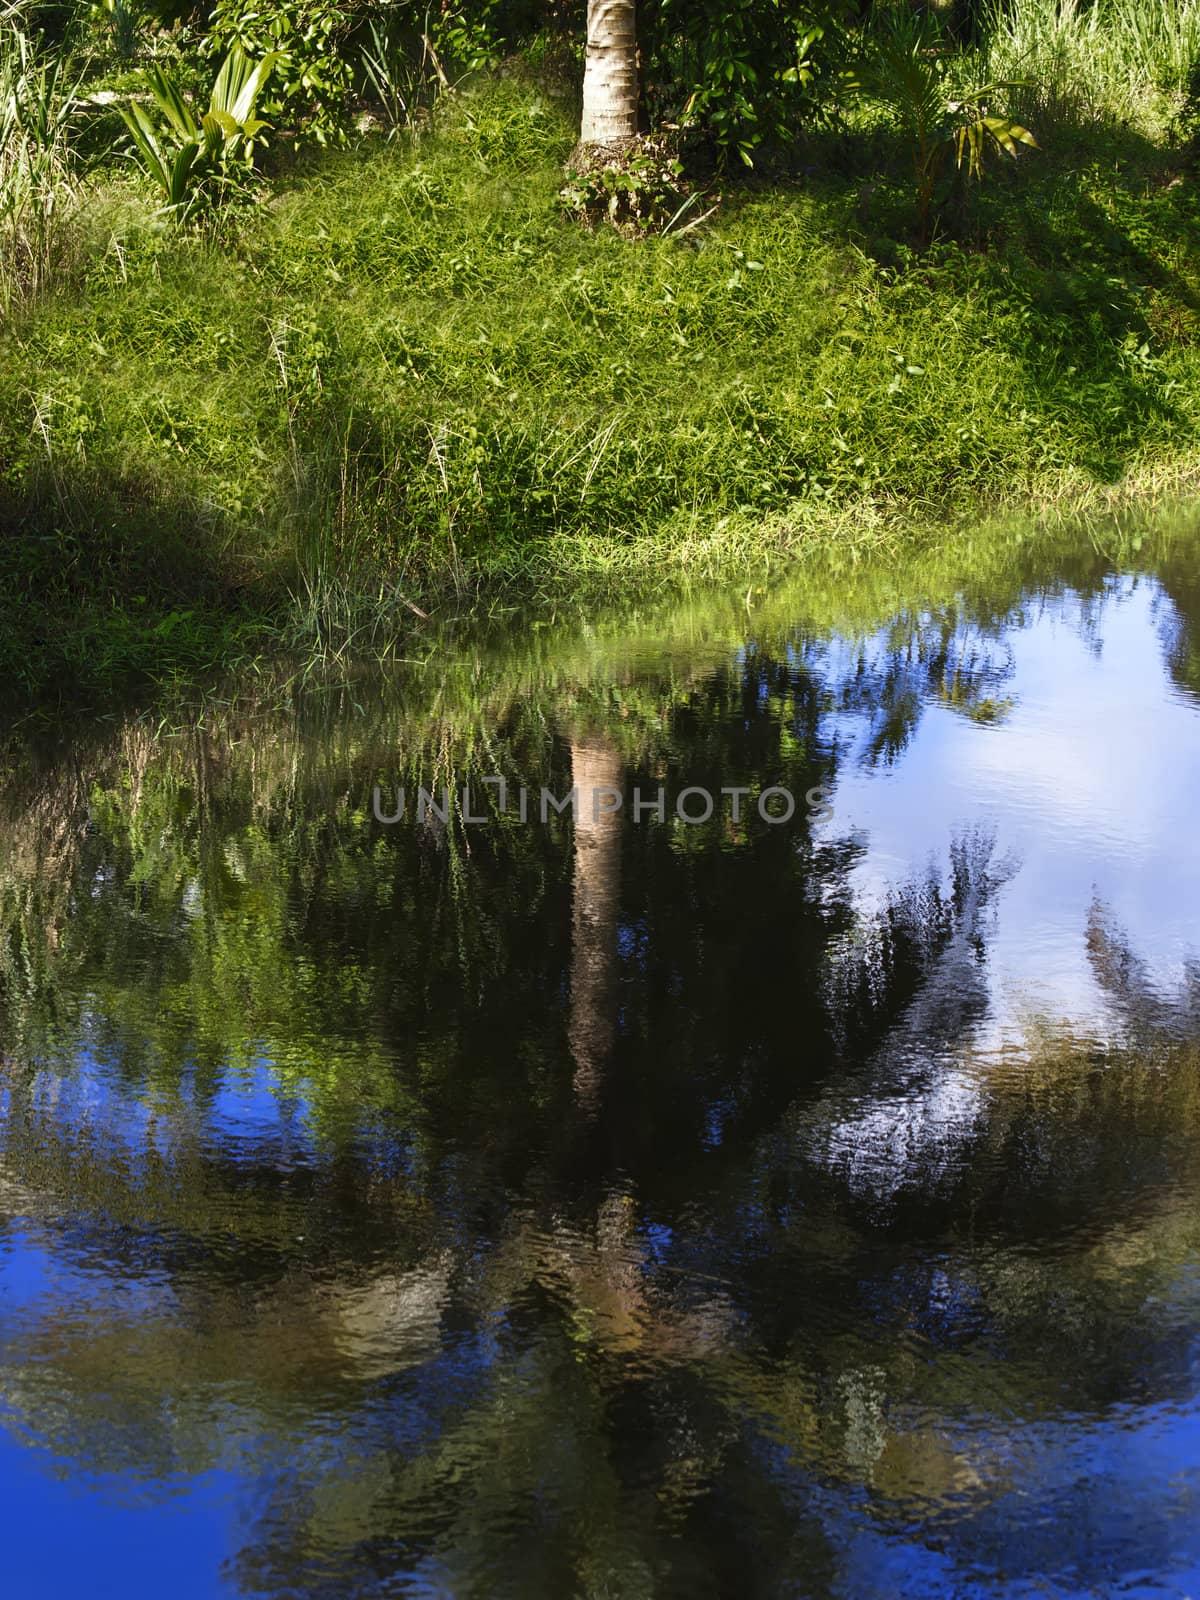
[0,516,1185,1095]
[824,605,1017,765]
[1087,898,1200,1040]
[1153,539,1200,706]
[4,895,1200,1594]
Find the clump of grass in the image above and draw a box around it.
[0,26,81,316]
[979,0,1200,137]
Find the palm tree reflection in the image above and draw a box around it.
[567,736,624,1110]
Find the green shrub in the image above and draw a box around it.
[91,0,144,64]
[203,0,513,149]
[205,0,362,147]
[640,0,855,167]
[857,9,1036,244]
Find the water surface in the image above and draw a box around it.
[2,520,1200,1597]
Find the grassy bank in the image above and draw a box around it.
[3,46,1200,695]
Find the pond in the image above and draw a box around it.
[1,516,1199,1598]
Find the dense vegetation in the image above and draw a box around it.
[2,0,1200,696]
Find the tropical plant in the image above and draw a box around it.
[0,26,79,315]
[359,17,415,133]
[92,0,143,63]
[119,45,279,219]
[856,11,1036,244]
[359,12,489,137]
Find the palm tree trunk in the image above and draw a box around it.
[580,0,639,147]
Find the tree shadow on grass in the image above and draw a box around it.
[0,462,277,703]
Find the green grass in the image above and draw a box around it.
[2,58,1200,697]
[978,0,1200,138]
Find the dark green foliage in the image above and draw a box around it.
[639,0,856,165]
[10,0,78,45]
[204,0,368,146]
[200,0,519,146]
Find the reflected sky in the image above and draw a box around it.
[818,576,1200,1043]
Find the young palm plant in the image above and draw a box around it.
[120,45,279,220]
[94,0,143,65]
[857,12,1036,246]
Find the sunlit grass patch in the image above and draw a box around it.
[2,66,1199,696]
